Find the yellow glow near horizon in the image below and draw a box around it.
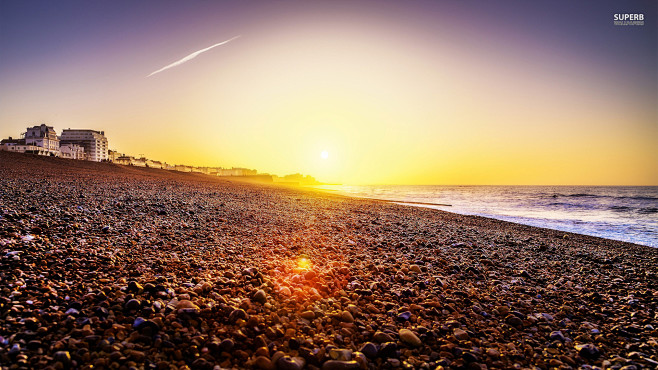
[0,2,655,185]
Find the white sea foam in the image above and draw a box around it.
[315,185,658,247]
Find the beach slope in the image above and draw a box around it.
[1,151,656,369]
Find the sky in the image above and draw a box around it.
[0,0,656,185]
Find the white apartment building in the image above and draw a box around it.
[25,124,60,154]
[0,137,51,156]
[60,143,86,160]
[59,129,108,162]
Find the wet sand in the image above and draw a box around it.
[1,151,657,370]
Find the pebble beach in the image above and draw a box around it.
[1,151,657,370]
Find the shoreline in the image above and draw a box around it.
[308,185,657,248]
[1,151,657,369]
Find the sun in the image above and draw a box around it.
[320,150,329,159]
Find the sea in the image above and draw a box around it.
[314,185,658,247]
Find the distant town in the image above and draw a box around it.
[0,123,320,185]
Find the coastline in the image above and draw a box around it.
[1,151,657,369]
[309,185,657,248]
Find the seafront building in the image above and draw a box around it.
[59,129,108,162]
[25,124,60,154]
[60,143,86,160]
[0,124,108,161]
[1,122,270,179]
[0,137,50,156]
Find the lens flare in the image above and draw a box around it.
[298,256,311,270]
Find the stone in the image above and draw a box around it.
[134,318,160,334]
[359,342,378,358]
[505,314,523,327]
[353,352,367,368]
[54,351,71,365]
[340,310,354,323]
[549,330,566,342]
[276,356,305,370]
[125,298,141,310]
[321,360,360,370]
[329,348,353,361]
[219,338,234,352]
[253,356,274,370]
[397,311,412,322]
[462,351,479,362]
[453,328,469,341]
[373,331,394,343]
[379,342,397,357]
[399,329,422,347]
[486,348,500,357]
[387,358,401,367]
[229,308,248,322]
[575,344,600,359]
[127,281,143,292]
[8,344,20,356]
[253,289,267,304]
[300,311,316,320]
[132,317,147,329]
[176,300,199,310]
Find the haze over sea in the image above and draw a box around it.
[316,185,658,247]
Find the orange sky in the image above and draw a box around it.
[1,1,656,185]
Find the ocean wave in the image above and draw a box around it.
[550,193,658,201]
[626,196,658,201]
[638,207,658,214]
[568,193,599,198]
[610,206,632,212]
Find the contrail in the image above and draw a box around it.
[147,35,241,77]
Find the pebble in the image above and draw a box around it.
[276,356,305,370]
[379,342,397,357]
[373,331,394,343]
[397,311,412,321]
[54,351,71,364]
[399,329,422,347]
[176,300,199,309]
[9,344,20,356]
[575,343,600,359]
[300,310,316,320]
[505,314,523,327]
[329,349,353,361]
[321,360,361,370]
[219,338,234,351]
[453,328,470,341]
[359,342,378,358]
[125,298,141,310]
[486,348,500,357]
[340,310,354,323]
[549,330,566,342]
[253,356,274,369]
[253,289,267,304]
[127,281,143,292]
[229,308,248,322]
